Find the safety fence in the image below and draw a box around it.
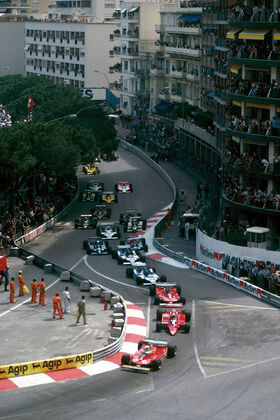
[120,139,280,310]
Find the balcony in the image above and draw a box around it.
[158,90,170,101]
[155,44,165,53]
[165,46,201,58]
[136,68,150,77]
[223,190,280,216]
[120,32,139,40]
[214,63,227,78]
[226,87,280,105]
[215,38,229,51]
[150,68,164,76]
[155,24,201,35]
[184,72,199,82]
[170,69,183,78]
[226,119,280,143]
[170,92,184,102]
[228,9,279,28]
[214,88,226,104]
[228,50,280,67]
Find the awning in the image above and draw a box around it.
[230,64,241,74]
[273,32,280,41]
[233,100,242,107]
[238,28,270,40]
[247,66,270,72]
[154,103,174,111]
[177,14,201,22]
[207,91,214,98]
[226,28,241,39]
[120,8,127,14]
[276,106,280,113]
[246,102,270,109]
[129,7,139,13]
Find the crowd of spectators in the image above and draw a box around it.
[224,177,280,211]
[224,142,271,174]
[0,176,77,248]
[226,114,276,136]
[228,41,278,60]
[229,4,277,21]
[0,105,12,127]
[155,40,201,50]
[227,76,280,98]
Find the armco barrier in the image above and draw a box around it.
[120,139,280,309]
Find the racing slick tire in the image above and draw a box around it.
[114,184,118,193]
[83,240,88,249]
[111,250,117,259]
[130,185,133,193]
[176,285,181,295]
[107,209,112,218]
[117,257,123,265]
[121,354,131,366]
[156,309,164,321]
[156,321,162,332]
[150,285,156,296]
[180,297,186,305]
[154,296,160,305]
[96,228,101,236]
[144,244,148,252]
[105,240,109,248]
[182,310,191,323]
[86,249,91,255]
[150,359,161,371]
[126,268,134,278]
[152,267,157,273]
[167,345,177,358]
[120,240,125,245]
[139,256,145,263]
[117,228,121,238]
[142,220,147,230]
[124,225,128,233]
[159,275,167,282]
[136,276,143,286]
[184,324,190,334]
[138,340,144,350]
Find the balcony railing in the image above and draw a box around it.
[165,46,201,57]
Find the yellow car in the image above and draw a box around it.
[83,164,100,175]
[101,191,118,204]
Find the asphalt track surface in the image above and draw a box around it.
[1,147,280,420]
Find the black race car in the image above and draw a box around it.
[119,210,142,225]
[120,237,148,252]
[96,224,121,240]
[91,204,111,219]
[124,216,147,233]
[83,237,111,255]
[75,215,98,229]
[86,181,104,192]
[100,191,118,204]
[79,189,100,202]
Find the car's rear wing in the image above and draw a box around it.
[143,338,169,347]
[99,222,115,226]
[159,303,183,308]
[156,283,176,288]
[117,244,131,249]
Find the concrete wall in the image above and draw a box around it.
[0,22,25,75]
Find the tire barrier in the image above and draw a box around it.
[120,139,280,310]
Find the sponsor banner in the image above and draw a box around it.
[0,352,94,379]
[184,256,262,299]
[79,88,106,101]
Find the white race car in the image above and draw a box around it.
[126,266,167,286]
[96,224,121,240]
[112,245,145,265]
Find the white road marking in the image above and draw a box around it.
[84,256,146,291]
[146,295,151,337]
[202,299,277,310]
[192,299,207,378]
[67,328,90,348]
[205,355,280,379]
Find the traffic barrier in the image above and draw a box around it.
[25,255,34,265]
[90,286,102,297]
[44,263,52,274]
[60,270,71,281]
[80,280,91,291]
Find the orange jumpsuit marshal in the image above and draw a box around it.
[31,278,38,303]
[18,270,25,296]
[10,276,15,303]
[53,292,63,319]
[38,278,46,306]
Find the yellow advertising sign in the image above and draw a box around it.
[0,351,94,379]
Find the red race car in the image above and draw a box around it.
[115,181,133,193]
[121,339,177,372]
[156,308,191,335]
[150,283,186,306]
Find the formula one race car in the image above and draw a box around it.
[115,181,133,193]
[75,215,98,229]
[83,237,111,255]
[124,216,147,233]
[119,210,142,225]
[112,245,145,265]
[120,237,148,252]
[102,152,118,161]
[126,266,167,286]
[100,191,118,204]
[83,164,100,175]
[86,181,104,192]
[156,308,191,335]
[96,223,121,240]
[121,338,177,372]
[150,284,186,305]
[79,189,100,202]
[91,204,111,219]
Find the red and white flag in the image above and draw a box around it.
[27,94,35,112]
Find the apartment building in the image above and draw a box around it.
[222,1,280,245]
[113,2,161,116]
[25,21,119,90]
[150,1,202,110]
[0,0,48,19]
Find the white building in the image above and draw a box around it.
[113,2,161,116]
[150,2,202,110]
[25,21,119,92]
[0,21,25,75]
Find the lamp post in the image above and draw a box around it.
[93,70,110,111]
[46,105,96,124]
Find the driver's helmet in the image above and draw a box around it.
[119,250,125,256]
[144,344,150,352]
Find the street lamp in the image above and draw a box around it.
[93,70,109,110]
[46,105,96,124]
